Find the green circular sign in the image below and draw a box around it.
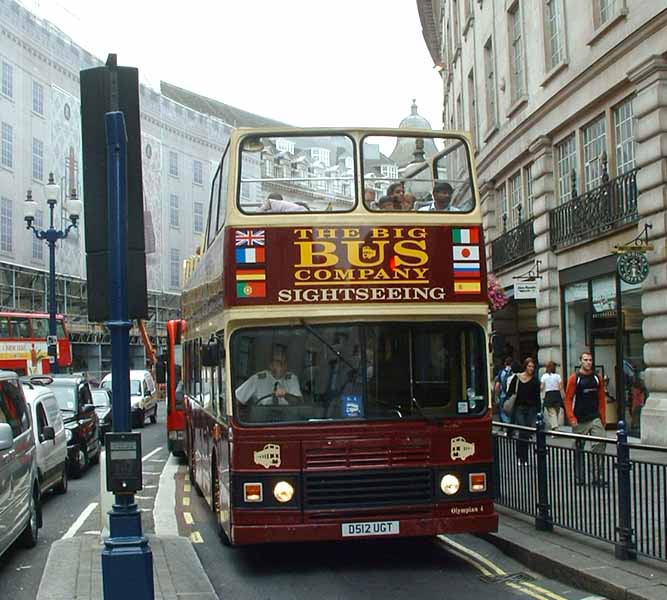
[617,251,649,285]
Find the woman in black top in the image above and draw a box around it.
[509,357,541,465]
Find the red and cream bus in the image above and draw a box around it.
[0,311,72,375]
[176,127,497,545]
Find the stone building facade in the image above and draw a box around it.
[0,0,276,374]
[418,0,667,444]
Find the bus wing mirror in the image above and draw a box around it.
[201,344,219,367]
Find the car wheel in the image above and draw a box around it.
[70,448,87,478]
[54,463,68,494]
[136,409,145,429]
[18,487,40,548]
[150,405,157,424]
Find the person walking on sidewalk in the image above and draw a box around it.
[540,361,564,431]
[564,351,607,487]
[508,357,541,466]
[494,356,514,424]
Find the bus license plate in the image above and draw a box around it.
[341,520,400,537]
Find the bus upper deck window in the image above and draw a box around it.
[0,318,8,338]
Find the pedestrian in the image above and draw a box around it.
[540,361,564,431]
[563,351,607,486]
[508,357,540,466]
[493,356,514,424]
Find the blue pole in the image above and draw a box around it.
[101,111,154,599]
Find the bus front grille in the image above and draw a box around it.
[304,445,430,469]
[303,468,433,509]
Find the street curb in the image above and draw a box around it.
[480,529,666,600]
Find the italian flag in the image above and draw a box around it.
[452,228,480,244]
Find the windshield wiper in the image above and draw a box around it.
[411,396,442,423]
[300,319,356,371]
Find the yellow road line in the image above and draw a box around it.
[182,496,190,507]
[437,535,569,600]
[183,512,194,525]
[190,531,203,544]
[184,483,191,493]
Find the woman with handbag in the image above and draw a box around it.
[507,357,541,466]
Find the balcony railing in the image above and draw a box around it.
[492,215,535,272]
[550,166,639,251]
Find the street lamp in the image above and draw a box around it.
[24,172,82,374]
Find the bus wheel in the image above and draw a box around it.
[212,459,231,547]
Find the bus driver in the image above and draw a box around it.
[235,345,302,406]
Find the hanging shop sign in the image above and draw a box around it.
[612,224,653,286]
[514,281,538,299]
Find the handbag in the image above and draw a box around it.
[502,375,518,416]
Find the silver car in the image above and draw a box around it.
[0,371,41,557]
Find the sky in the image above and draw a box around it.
[23,0,443,129]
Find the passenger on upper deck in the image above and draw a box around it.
[418,182,461,212]
[401,193,416,211]
[364,188,377,209]
[387,182,405,208]
[235,345,302,406]
[260,192,308,213]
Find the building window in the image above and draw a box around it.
[194,201,204,233]
[582,115,607,191]
[467,69,479,149]
[509,2,525,102]
[596,0,617,27]
[170,249,180,288]
[32,138,44,181]
[545,0,564,69]
[193,160,203,185]
[614,97,635,175]
[169,151,179,177]
[556,134,577,204]
[1,62,13,98]
[0,197,12,253]
[452,0,461,44]
[484,37,497,130]
[32,81,44,115]
[497,183,508,232]
[169,194,179,227]
[1,122,12,168]
[524,163,534,218]
[509,171,523,228]
[32,210,43,260]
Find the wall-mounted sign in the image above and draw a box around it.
[513,281,538,299]
[617,251,649,285]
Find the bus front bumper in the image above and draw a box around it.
[230,511,498,545]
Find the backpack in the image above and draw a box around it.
[498,367,512,399]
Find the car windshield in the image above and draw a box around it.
[91,390,110,406]
[50,386,77,412]
[102,378,142,396]
[231,321,487,426]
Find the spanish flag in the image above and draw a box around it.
[454,281,481,294]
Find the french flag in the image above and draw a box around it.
[235,247,266,264]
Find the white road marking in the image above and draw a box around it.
[83,530,100,535]
[62,503,98,539]
[142,471,161,475]
[154,454,179,536]
[135,495,151,500]
[142,447,163,462]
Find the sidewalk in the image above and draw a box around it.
[36,534,218,600]
[484,506,667,600]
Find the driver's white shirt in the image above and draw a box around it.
[235,370,302,405]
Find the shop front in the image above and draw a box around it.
[560,256,646,434]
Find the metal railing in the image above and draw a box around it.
[491,216,535,272]
[493,418,667,563]
[549,167,639,251]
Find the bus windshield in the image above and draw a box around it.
[231,322,487,425]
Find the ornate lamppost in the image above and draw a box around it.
[24,172,81,374]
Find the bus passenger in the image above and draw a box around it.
[235,346,302,406]
[261,192,308,213]
[377,195,395,211]
[364,188,377,209]
[418,182,460,212]
[401,193,416,211]
[387,182,405,208]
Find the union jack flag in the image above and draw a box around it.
[235,229,265,247]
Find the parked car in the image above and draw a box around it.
[28,375,100,478]
[22,382,68,495]
[101,370,158,428]
[91,388,112,440]
[0,370,41,557]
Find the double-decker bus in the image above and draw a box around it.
[0,311,72,375]
[176,127,497,545]
[164,318,186,456]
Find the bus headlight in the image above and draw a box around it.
[273,481,294,503]
[440,474,460,495]
[65,428,72,442]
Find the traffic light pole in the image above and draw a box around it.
[100,111,154,599]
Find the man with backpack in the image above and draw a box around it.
[494,356,514,423]
[564,351,607,487]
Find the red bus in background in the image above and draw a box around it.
[0,311,72,375]
[165,319,186,456]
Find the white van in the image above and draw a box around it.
[101,370,158,428]
[22,382,68,495]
